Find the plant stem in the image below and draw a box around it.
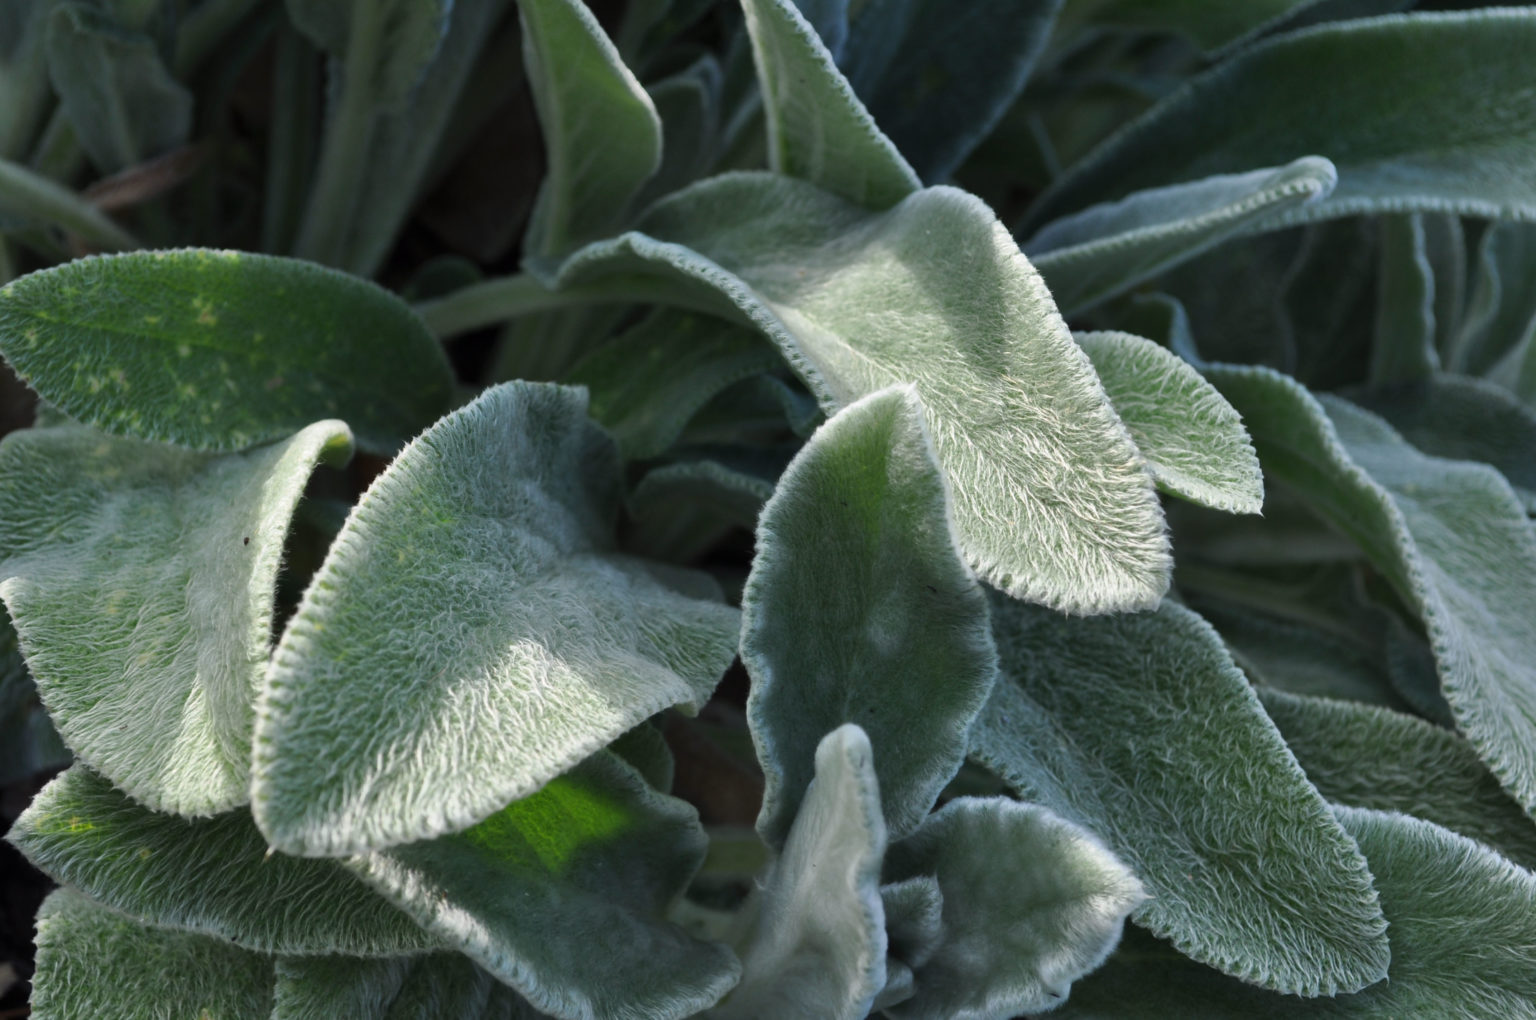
[0,157,139,252]
[293,0,385,267]
[415,272,731,339]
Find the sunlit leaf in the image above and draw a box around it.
[0,420,351,815]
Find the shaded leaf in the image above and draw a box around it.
[1059,808,1536,1018]
[1447,219,1536,379]
[625,455,779,562]
[1208,366,1536,826]
[558,172,1170,614]
[1027,157,1336,316]
[610,719,675,793]
[1422,212,1466,363]
[1026,11,1536,233]
[710,724,887,1020]
[741,0,919,209]
[743,386,996,847]
[567,309,781,460]
[1259,689,1536,870]
[637,56,722,208]
[46,2,191,173]
[969,597,1389,995]
[1076,331,1262,513]
[29,888,273,1020]
[879,875,942,971]
[842,0,1062,183]
[0,250,452,454]
[1060,0,1324,52]
[884,796,1144,1020]
[286,0,452,106]
[8,766,438,956]
[350,751,738,1020]
[1369,214,1438,386]
[0,420,351,815]
[520,0,661,259]
[274,953,542,1019]
[253,382,738,855]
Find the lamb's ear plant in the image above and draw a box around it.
[3,0,1536,1016]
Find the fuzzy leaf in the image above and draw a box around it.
[1026,158,1337,316]
[274,954,542,1019]
[710,724,887,1020]
[637,56,722,208]
[1025,11,1536,233]
[841,0,1062,184]
[566,309,781,460]
[1059,808,1536,1017]
[0,420,351,815]
[8,766,438,956]
[45,2,191,173]
[0,250,452,454]
[286,0,452,106]
[1448,219,1536,378]
[519,0,661,259]
[741,0,919,209]
[1062,0,1322,52]
[969,597,1389,995]
[883,797,1144,1020]
[880,875,943,971]
[742,386,996,847]
[558,172,1170,614]
[1259,689,1536,870]
[1370,215,1439,386]
[29,888,274,1020]
[349,751,738,1020]
[1076,331,1263,514]
[253,382,738,856]
[1208,366,1536,826]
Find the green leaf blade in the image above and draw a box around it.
[742,386,997,847]
[253,382,739,856]
[0,419,352,816]
[0,250,452,454]
[970,598,1390,995]
[1076,331,1263,514]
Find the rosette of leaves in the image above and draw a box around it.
[2,0,1536,1017]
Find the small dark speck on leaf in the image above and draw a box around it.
[243,537,250,545]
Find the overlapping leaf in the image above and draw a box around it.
[1208,366,1536,823]
[1059,0,1323,52]
[29,888,274,1020]
[1025,11,1536,233]
[742,386,996,847]
[519,0,661,259]
[556,172,1170,613]
[8,766,438,956]
[883,797,1144,1020]
[1369,215,1438,386]
[253,382,738,856]
[710,724,887,1020]
[1259,689,1536,870]
[349,751,738,1020]
[1076,331,1262,513]
[274,954,543,1019]
[0,250,452,453]
[286,0,452,106]
[1058,808,1536,1017]
[1026,157,1337,316]
[740,0,919,209]
[0,419,351,815]
[969,597,1389,995]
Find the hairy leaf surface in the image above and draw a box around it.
[1076,332,1262,513]
[274,953,543,1019]
[350,752,738,1020]
[711,724,887,1020]
[558,173,1169,613]
[8,767,438,956]
[520,0,661,259]
[1209,366,1536,824]
[30,889,274,1020]
[1061,0,1324,51]
[1025,11,1536,232]
[1027,157,1336,316]
[970,597,1389,995]
[254,382,738,855]
[743,387,995,847]
[883,797,1144,1020]
[0,250,452,453]
[741,0,919,209]
[0,420,351,815]
[1370,215,1438,386]
[1259,689,1536,870]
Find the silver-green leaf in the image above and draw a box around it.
[274,953,543,1019]
[742,386,996,847]
[969,597,1389,995]
[286,0,452,107]
[0,420,351,816]
[1076,331,1263,514]
[253,382,738,856]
